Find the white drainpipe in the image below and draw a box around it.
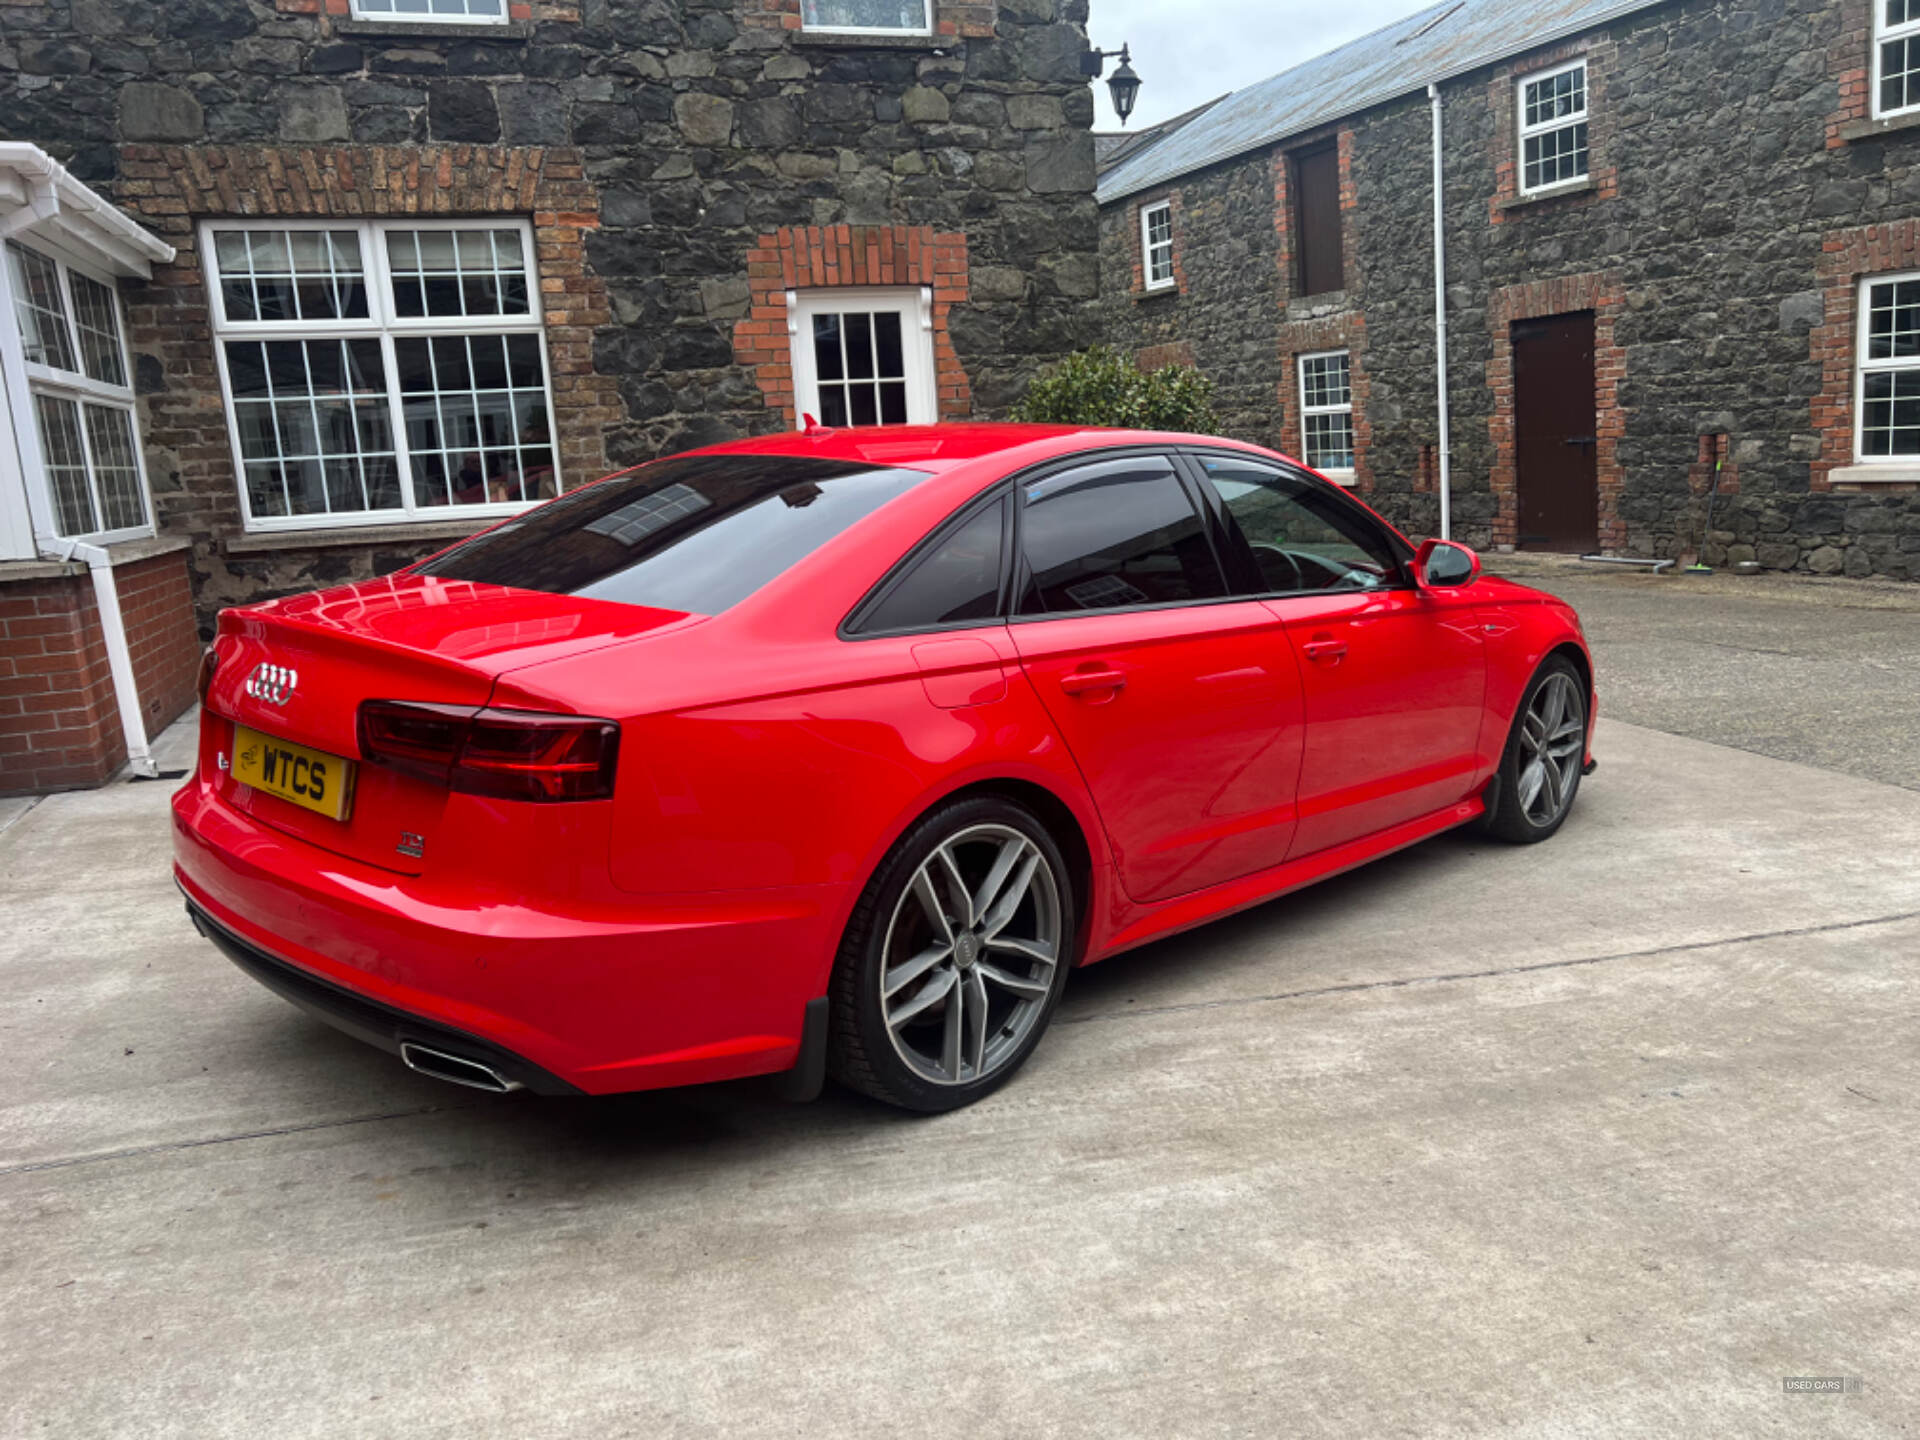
[1428,82,1453,542]
[36,536,158,779]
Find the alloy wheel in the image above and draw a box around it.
[1517,672,1586,827]
[878,823,1063,1087]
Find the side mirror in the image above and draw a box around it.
[1413,538,1481,589]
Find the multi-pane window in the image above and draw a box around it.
[203,220,560,529]
[800,0,931,33]
[787,288,936,430]
[1298,350,1355,479]
[1141,202,1174,291]
[1878,1,1920,117]
[1857,273,1920,460]
[5,241,151,541]
[348,0,506,23]
[1518,61,1590,194]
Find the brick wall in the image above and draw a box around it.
[731,224,973,426]
[0,551,201,796]
[0,576,120,794]
[119,552,202,740]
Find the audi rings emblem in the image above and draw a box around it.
[245,662,297,706]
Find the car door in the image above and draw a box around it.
[1006,451,1306,905]
[1185,452,1486,859]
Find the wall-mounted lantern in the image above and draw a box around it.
[1082,44,1143,125]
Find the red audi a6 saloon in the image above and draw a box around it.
[175,425,1595,1112]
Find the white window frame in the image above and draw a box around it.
[1298,348,1356,485]
[1140,201,1175,292]
[202,217,561,533]
[346,0,509,25]
[798,0,933,36]
[1516,58,1590,196]
[1853,270,1920,463]
[1875,2,1920,119]
[6,239,154,545]
[785,286,938,430]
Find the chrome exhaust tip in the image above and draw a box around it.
[399,1041,523,1093]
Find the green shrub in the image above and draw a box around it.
[1010,345,1221,434]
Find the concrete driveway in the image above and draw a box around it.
[4,570,1917,1438]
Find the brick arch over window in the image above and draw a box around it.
[733,225,973,427]
[112,143,621,542]
[1486,271,1627,551]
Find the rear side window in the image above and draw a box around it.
[415,454,925,615]
[1017,455,1226,615]
[855,496,1006,634]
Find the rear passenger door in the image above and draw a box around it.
[1187,452,1486,858]
[1006,452,1306,905]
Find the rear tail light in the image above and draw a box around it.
[357,701,621,802]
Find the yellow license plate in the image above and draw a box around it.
[232,725,355,821]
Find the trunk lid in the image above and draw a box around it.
[206,573,694,875]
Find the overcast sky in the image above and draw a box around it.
[1087,0,1439,131]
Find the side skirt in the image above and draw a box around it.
[1091,797,1485,962]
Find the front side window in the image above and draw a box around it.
[5,241,151,541]
[788,288,936,430]
[204,220,558,529]
[800,0,931,34]
[349,0,506,23]
[1857,272,1920,460]
[416,454,927,615]
[1197,455,1400,595]
[1017,455,1226,615]
[1141,202,1174,291]
[1518,61,1589,193]
[1879,1,1920,116]
[1298,350,1355,479]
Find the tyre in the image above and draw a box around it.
[1479,656,1589,844]
[828,796,1075,1113]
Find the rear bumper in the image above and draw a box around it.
[172,774,845,1096]
[186,898,582,1095]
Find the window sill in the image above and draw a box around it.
[333,17,532,40]
[1827,463,1920,485]
[792,30,955,51]
[1837,110,1920,144]
[1497,177,1596,213]
[1134,284,1180,303]
[223,516,501,555]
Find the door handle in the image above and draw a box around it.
[1060,667,1128,696]
[1301,638,1348,664]
[1564,436,1597,447]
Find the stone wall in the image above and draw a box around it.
[2,0,1100,627]
[1098,0,1920,579]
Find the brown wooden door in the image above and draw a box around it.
[1292,143,1343,297]
[1513,312,1598,552]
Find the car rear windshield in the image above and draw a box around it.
[415,454,927,615]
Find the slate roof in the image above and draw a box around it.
[1095,95,1229,177]
[1096,0,1670,204]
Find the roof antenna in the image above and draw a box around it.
[802,412,823,434]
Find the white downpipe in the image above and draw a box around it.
[1428,82,1453,542]
[36,536,158,779]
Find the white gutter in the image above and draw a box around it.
[1428,82,1453,542]
[0,143,174,270]
[35,536,158,779]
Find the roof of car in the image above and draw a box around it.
[693,423,1258,472]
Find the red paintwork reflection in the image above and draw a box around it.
[174,424,1593,1097]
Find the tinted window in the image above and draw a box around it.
[416,454,924,615]
[857,497,1005,633]
[1018,456,1226,615]
[1197,456,1401,595]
